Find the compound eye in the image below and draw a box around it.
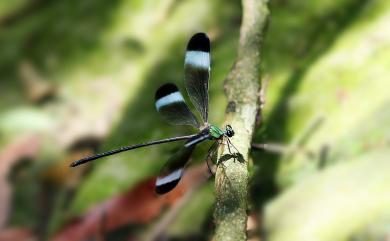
[225,125,234,137]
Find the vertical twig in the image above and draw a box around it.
[214,0,269,240]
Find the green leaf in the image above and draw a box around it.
[273,0,390,187]
[265,149,390,241]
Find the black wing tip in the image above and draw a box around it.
[187,32,210,52]
[155,83,179,100]
[155,179,181,195]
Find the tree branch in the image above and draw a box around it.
[214,0,269,240]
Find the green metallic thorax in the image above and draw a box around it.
[209,125,224,139]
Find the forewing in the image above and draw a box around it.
[184,32,210,123]
[155,83,199,128]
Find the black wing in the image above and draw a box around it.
[155,83,200,128]
[155,131,210,194]
[155,145,195,195]
[184,32,210,124]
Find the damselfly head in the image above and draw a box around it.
[225,125,234,137]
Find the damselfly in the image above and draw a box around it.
[70,33,236,194]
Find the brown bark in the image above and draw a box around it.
[214,0,269,240]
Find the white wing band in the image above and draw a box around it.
[156,169,183,186]
[185,51,210,69]
[155,91,184,110]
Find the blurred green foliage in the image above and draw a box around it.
[1,0,389,240]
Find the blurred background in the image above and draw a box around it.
[0,0,389,240]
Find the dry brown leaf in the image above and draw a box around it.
[52,164,209,241]
[0,135,41,228]
[0,227,37,241]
